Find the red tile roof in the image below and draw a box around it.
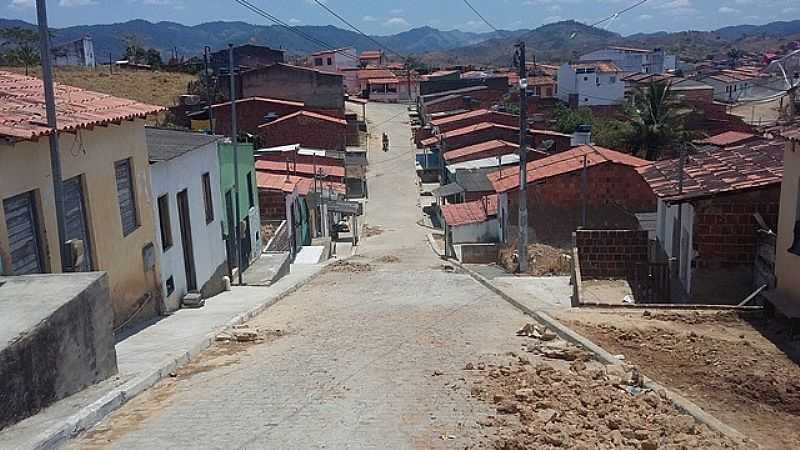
[360,50,383,59]
[255,159,345,178]
[490,145,650,193]
[429,109,491,126]
[571,61,622,73]
[443,139,519,162]
[783,128,800,142]
[420,122,517,146]
[257,110,347,128]
[695,131,758,147]
[211,96,304,109]
[256,172,345,195]
[441,195,498,227]
[637,141,784,201]
[357,69,395,80]
[0,70,163,141]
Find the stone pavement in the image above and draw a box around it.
[0,264,322,450]
[68,103,544,449]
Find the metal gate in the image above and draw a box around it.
[3,191,44,275]
[64,176,93,271]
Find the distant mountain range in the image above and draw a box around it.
[1,18,799,65]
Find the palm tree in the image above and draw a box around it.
[628,80,690,161]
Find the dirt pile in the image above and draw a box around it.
[374,255,400,263]
[466,358,740,450]
[555,309,800,449]
[326,260,372,273]
[498,242,571,276]
[363,225,384,238]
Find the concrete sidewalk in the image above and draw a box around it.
[0,264,323,450]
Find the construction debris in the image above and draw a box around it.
[516,323,557,341]
[326,260,373,273]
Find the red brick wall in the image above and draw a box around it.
[257,115,347,150]
[259,189,286,221]
[425,89,507,114]
[507,163,657,247]
[214,100,303,136]
[575,230,649,279]
[443,126,519,151]
[692,186,780,269]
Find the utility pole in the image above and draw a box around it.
[515,41,529,274]
[673,142,688,302]
[204,46,214,134]
[36,0,69,272]
[228,44,244,286]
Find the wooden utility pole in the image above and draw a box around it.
[515,41,529,273]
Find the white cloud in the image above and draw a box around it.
[718,6,740,14]
[638,14,653,20]
[389,8,403,14]
[60,0,98,6]
[383,17,409,27]
[9,0,34,9]
[655,0,690,8]
[542,15,563,23]
[288,18,301,24]
[362,15,377,22]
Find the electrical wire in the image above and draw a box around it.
[231,0,359,61]
[309,0,406,60]
[587,0,651,29]
[461,0,500,33]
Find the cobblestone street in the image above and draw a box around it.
[72,103,535,449]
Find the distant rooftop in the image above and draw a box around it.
[146,128,222,163]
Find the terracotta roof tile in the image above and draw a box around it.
[490,145,649,193]
[255,159,345,178]
[429,109,491,126]
[444,139,519,162]
[695,131,758,147]
[367,78,400,84]
[0,70,163,141]
[256,171,345,195]
[636,141,784,201]
[257,110,346,128]
[441,194,498,227]
[357,69,395,80]
[782,128,800,142]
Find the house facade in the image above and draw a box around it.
[0,71,163,327]
[580,46,674,74]
[147,128,228,312]
[360,50,385,67]
[210,44,285,75]
[211,97,305,136]
[218,141,262,275]
[557,62,625,106]
[257,110,348,150]
[638,141,784,303]
[311,47,358,72]
[700,73,755,102]
[234,64,345,114]
[52,36,95,67]
[773,130,800,314]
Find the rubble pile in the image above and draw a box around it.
[326,260,373,273]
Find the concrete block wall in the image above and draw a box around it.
[455,243,499,264]
[0,273,118,430]
[575,229,649,279]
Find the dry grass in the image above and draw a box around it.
[2,66,196,107]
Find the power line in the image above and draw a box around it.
[588,0,651,29]
[461,0,500,33]
[231,0,359,61]
[309,0,405,60]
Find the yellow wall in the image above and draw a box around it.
[776,139,800,304]
[0,119,161,326]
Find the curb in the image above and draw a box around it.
[452,260,753,447]
[28,265,328,450]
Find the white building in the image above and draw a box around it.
[52,36,95,67]
[557,61,625,106]
[579,46,673,74]
[699,73,755,102]
[146,128,228,311]
[311,47,358,72]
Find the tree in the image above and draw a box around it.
[0,27,40,75]
[727,48,744,68]
[145,48,163,68]
[592,119,634,150]
[627,80,690,161]
[552,104,593,134]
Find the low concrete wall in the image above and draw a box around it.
[455,243,498,264]
[0,273,118,430]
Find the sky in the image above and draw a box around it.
[3,0,800,36]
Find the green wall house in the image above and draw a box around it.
[218,141,261,273]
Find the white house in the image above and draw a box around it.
[52,36,96,67]
[311,47,358,73]
[557,61,625,106]
[579,46,674,74]
[699,73,755,102]
[146,128,228,311]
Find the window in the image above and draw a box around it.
[609,76,616,84]
[790,177,800,256]
[157,195,173,250]
[115,159,139,236]
[246,172,254,209]
[314,58,323,66]
[583,76,589,81]
[202,172,215,224]
[326,57,332,66]
[3,190,44,275]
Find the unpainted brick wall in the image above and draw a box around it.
[575,229,649,279]
[258,115,347,150]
